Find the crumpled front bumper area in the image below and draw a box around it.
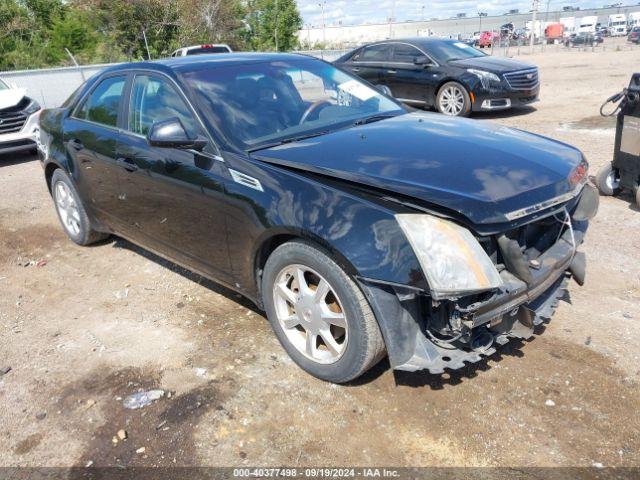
[358,190,596,375]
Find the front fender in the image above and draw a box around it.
[223,154,428,301]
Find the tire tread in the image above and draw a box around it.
[263,240,385,383]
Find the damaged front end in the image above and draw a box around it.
[357,183,599,375]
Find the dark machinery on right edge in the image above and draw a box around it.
[596,73,640,207]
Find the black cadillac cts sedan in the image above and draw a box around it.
[334,38,540,116]
[38,53,598,383]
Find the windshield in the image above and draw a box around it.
[427,40,486,62]
[183,58,405,151]
[0,79,8,91]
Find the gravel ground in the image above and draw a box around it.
[1,40,639,470]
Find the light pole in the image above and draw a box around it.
[389,0,396,39]
[530,0,539,53]
[478,12,487,32]
[318,1,326,45]
[274,0,279,51]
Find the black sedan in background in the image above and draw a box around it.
[334,38,540,116]
[38,53,596,383]
[564,32,604,47]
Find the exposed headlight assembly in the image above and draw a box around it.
[467,69,501,88]
[24,99,41,115]
[396,214,503,299]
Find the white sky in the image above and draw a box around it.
[297,1,618,26]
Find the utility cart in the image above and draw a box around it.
[596,73,640,207]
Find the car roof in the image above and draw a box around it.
[182,44,230,49]
[98,52,317,77]
[360,37,465,48]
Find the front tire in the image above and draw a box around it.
[262,240,385,383]
[595,163,620,196]
[436,81,471,117]
[51,169,108,246]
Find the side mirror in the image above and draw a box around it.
[147,117,207,150]
[377,85,393,97]
[414,56,432,66]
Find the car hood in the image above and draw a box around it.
[449,56,534,73]
[252,112,586,226]
[0,87,26,111]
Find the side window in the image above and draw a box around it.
[358,44,391,62]
[75,76,126,128]
[128,75,198,137]
[391,44,425,63]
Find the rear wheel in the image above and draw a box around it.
[595,163,620,196]
[51,169,108,246]
[636,186,640,208]
[262,240,385,383]
[436,82,471,117]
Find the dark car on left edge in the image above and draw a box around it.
[333,37,540,116]
[37,53,597,384]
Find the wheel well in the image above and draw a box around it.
[253,233,359,305]
[436,79,469,97]
[254,234,299,305]
[44,163,59,194]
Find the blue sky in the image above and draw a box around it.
[297,1,614,27]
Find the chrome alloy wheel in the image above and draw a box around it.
[605,169,619,192]
[439,85,465,116]
[54,181,81,237]
[273,264,348,364]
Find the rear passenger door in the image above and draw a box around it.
[342,43,391,88]
[63,74,128,228]
[116,73,232,281]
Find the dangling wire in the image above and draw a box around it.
[553,208,576,257]
[600,89,626,117]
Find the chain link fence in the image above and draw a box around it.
[1,41,637,109]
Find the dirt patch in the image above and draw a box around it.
[13,433,43,455]
[0,219,64,265]
[558,115,617,133]
[54,366,238,469]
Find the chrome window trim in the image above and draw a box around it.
[352,42,439,67]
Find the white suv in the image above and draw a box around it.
[0,78,41,155]
[170,44,233,57]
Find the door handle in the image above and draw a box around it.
[352,67,360,72]
[68,139,84,151]
[387,69,397,74]
[116,157,138,172]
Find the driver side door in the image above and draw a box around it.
[116,73,232,282]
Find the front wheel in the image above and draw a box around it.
[262,241,385,383]
[436,82,471,117]
[595,163,620,196]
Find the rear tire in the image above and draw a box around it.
[51,169,108,246]
[436,81,471,117]
[595,163,620,196]
[636,187,640,208]
[262,240,385,383]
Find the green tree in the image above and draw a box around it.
[245,0,302,52]
[46,10,98,64]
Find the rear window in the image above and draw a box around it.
[187,46,230,55]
